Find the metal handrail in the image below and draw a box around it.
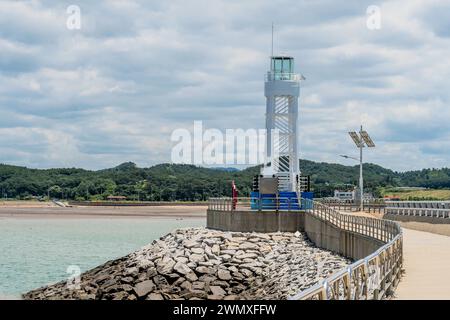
[386,200,450,204]
[208,197,304,211]
[386,208,450,218]
[385,201,450,218]
[289,199,403,300]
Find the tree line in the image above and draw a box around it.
[0,160,449,201]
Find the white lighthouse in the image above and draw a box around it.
[262,55,303,192]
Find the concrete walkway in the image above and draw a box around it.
[393,228,450,300]
[339,210,450,299]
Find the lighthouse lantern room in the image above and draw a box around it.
[251,54,312,210]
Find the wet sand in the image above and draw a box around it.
[0,205,207,219]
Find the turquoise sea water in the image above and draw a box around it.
[0,217,204,298]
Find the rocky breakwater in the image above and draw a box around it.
[23,228,351,300]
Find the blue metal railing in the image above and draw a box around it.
[208,197,309,211]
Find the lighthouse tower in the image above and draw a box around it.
[262,55,302,192]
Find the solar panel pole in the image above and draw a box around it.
[347,126,375,212]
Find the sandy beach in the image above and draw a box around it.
[0,200,57,208]
[0,205,207,219]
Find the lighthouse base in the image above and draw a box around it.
[249,191,314,210]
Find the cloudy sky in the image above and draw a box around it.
[0,0,449,171]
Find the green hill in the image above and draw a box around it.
[0,160,449,201]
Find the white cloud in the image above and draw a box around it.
[0,0,449,171]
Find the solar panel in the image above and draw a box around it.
[348,131,363,147]
[360,131,375,147]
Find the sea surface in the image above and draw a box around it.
[0,217,204,299]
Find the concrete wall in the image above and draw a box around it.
[207,209,304,233]
[304,213,384,260]
[207,209,384,261]
[384,213,450,225]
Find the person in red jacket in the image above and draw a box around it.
[232,180,238,210]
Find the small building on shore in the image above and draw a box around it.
[334,190,356,201]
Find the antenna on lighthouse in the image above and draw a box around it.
[271,22,274,58]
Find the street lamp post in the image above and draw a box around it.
[359,140,363,211]
[344,125,375,212]
[340,154,363,211]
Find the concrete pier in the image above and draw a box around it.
[393,228,450,300]
[207,209,385,261]
[206,209,304,233]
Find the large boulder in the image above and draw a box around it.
[133,280,155,298]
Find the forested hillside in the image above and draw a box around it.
[0,160,449,200]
